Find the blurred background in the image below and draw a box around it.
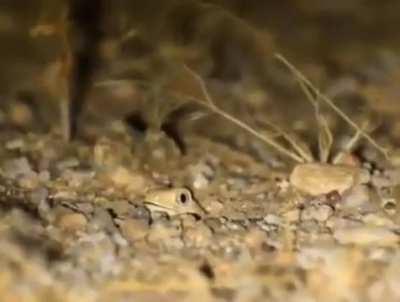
[0,0,399,156]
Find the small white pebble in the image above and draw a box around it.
[301,204,333,222]
[2,157,32,179]
[189,161,215,189]
[56,157,80,170]
[263,214,282,225]
[339,185,370,210]
[283,209,300,223]
[5,139,25,150]
[192,173,210,190]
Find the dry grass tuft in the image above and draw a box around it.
[275,54,390,161]
[179,55,390,164]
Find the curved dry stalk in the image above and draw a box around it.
[182,65,305,163]
[275,53,390,160]
[258,119,314,162]
[297,79,333,163]
[332,120,369,164]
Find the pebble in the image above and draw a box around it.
[243,226,267,254]
[56,212,88,233]
[372,169,400,188]
[2,157,33,179]
[38,170,51,182]
[189,161,215,190]
[2,157,41,189]
[283,208,301,223]
[204,217,226,234]
[301,204,333,223]
[60,169,94,187]
[192,172,210,190]
[131,205,152,220]
[38,198,53,222]
[180,214,198,229]
[182,224,213,248]
[339,185,371,210]
[204,199,224,216]
[334,226,399,246]
[28,187,49,205]
[298,219,322,233]
[290,163,361,196]
[5,138,25,150]
[74,232,120,278]
[93,138,117,167]
[118,218,149,242]
[106,166,148,193]
[147,220,183,249]
[18,171,40,189]
[9,102,33,127]
[51,189,78,201]
[90,208,118,233]
[227,176,249,191]
[56,158,80,171]
[297,244,338,269]
[263,214,282,226]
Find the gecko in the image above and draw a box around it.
[144,188,205,217]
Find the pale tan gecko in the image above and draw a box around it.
[144,188,205,216]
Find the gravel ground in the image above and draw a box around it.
[0,119,399,302]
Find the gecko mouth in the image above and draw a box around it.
[144,202,175,212]
[143,201,201,215]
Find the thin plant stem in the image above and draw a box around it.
[332,121,368,164]
[275,53,389,159]
[183,65,305,163]
[260,120,314,162]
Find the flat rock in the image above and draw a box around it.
[334,226,399,246]
[290,163,360,196]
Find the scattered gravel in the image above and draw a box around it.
[0,130,399,302]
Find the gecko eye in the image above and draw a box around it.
[178,192,188,204]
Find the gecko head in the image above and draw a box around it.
[144,187,205,217]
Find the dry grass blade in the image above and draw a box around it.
[295,75,333,162]
[316,106,333,162]
[60,98,70,141]
[275,53,390,160]
[182,65,305,163]
[257,119,314,162]
[332,120,369,164]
